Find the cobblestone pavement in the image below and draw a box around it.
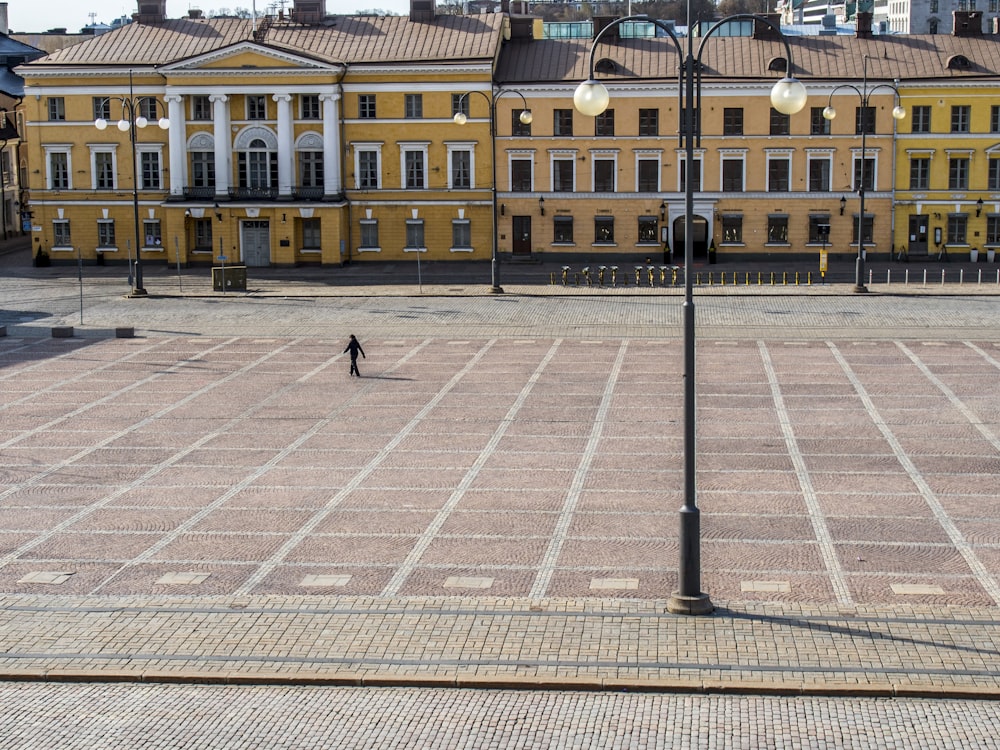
[2,682,1000,749]
[2,246,1000,743]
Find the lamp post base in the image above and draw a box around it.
[126,288,148,298]
[852,284,868,294]
[488,285,504,294]
[666,592,714,616]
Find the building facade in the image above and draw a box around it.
[16,0,1000,269]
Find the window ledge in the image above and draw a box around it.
[141,247,165,252]
[299,249,322,254]
[357,247,382,253]
[51,246,75,253]
[449,247,474,253]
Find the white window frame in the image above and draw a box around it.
[44,145,72,190]
[52,219,71,249]
[806,150,834,193]
[765,150,793,193]
[90,144,118,191]
[359,218,380,252]
[353,142,383,190]
[720,150,748,193]
[404,218,425,250]
[142,218,163,250]
[508,150,536,193]
[675,148,705,192]
[446,143,475,190]
[590,149,619,193]
[451,218,472,252]
[399,143,430,190]
[97,219,117,250]
[850,147,880,192]
[635,149,662,193]
[136,144,165,190]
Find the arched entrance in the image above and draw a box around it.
[671,215,710,262]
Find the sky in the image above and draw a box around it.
[12,0,413,33]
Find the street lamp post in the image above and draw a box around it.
[94,70,170,297]
[575,12,807,615]
[454,89,532,294]
[823,56,905,293]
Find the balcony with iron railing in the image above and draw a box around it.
[181,186,343,202]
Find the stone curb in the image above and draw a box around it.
[3,670,999,699]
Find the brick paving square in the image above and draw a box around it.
[418,537,550,566]
[152,533,290,562]
[286,535,419,564]
[315,510,438,535]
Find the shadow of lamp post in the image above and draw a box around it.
[574,12,807,615]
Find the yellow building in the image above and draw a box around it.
[18,1,1000,271]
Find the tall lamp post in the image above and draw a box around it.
[575,13,807,615]
[454,89,532,294]
[823,56,904,293]
[95,70,170,297]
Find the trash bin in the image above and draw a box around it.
[212,266,247,291]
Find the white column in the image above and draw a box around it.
[210,94,230,198]
[320,92,342,197]
[274,93,294,198]
[164,94,185,198]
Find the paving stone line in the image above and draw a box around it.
[381,339,564,597]
[758,341,852,606]
[829,341,1000,607]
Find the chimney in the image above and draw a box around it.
[953,10,983,36]
[856,11,873,37]
[593,16,619,40]
[752,13,782,39]
[291,0,325,24]
[134,0,168,23]
[188,8,203,18]
[410,0,434,22]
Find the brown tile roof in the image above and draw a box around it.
[28,13,504,68]
[495,33,1000,84]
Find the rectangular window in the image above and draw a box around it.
[767,215,789,243]
[855,106,876,135]
[987,215,1000,244]
[97,220,116,248]
[138,97,159,120]
[910,157,930,190]
[302,218,321,249]
[298,151,324,188]
[93,97,111,121]
[404,150,425,189]
[512,109,532,136]
[553,109,573,136]
[49,152,69,189]
[358,150,379,189]
[989,159,1000,191]
[769,109,790,136]
[949,157,970,189]
[808,216,832,244]
[360,219,379,248]
[951,105,971,133]
[947,215,968,244]
[638,108,658,137]
[405,219,424,248]
[723,108,743,136]
[992,105,1000,134]
[48,97,65,121]
[810,107,830,135]
[768,158,790,192]
[194,218,213,249]
[853,157,875,192]
[247,95,266,120]
[595,110,614,137]
[301,95,320,119]
[405,94,423,119]
[808,158,831,192]
[452,219,471,249]
[191,152,215,188]
[594,216,614,244]
[637,159,658,192]
[680,158,701,192]
[722,159,743,192]
[911,105,931,133]
[553,216,573,244]
[452,94,469,118]
[95,152,115,190]
[593,159,615,192]
[53,219,71,246]
[192,95,211,121]
[450,150,471,189]
[511,159,532,192]
[721,215,742,243]
[553,159,574,192]
[143,219,162,248]
[638,216,658,243]
[851,215,874,244]
[140,151,161,189]
[359,95,376,119]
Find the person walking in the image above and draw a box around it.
[344,334,365,377]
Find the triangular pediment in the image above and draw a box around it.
[161,42,340,74]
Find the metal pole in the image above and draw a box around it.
[128,71,147,296]
[668,2,713,616]
[489,97,502,294]
[856,58,869,293]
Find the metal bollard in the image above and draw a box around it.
[598,266,607,286]
[708,272,714,285]
[905,269,910,285]
[550,272,555,285]
[807,272,812,285]
[696,273,702,285]
[582,266,591,286]
[960,269,964,285]
[648,266,655,287]
[561,266,570,285]
[795,272,800,285]
[941,269,946,285]
[782,272,787,285]
[886,270,891,285]
[770,272,775,285]
[575,272,580,286]
[634,266,643,285]
[659,266,667,285]
[671,267,679,286]
[611,266,618,286]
